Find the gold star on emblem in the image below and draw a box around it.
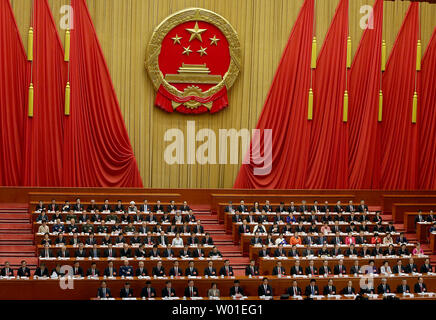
[186,22,207,42]
[209,35,220,46]
[197,47,208,56]
[171,34,182,45]
[182,46,193,55]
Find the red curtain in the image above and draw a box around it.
[348,0,383,189]
[233,0,314,188]
[306,0,349,189]
[63,0,143,187]
[380,3,419,189]
[0,0,28,186]
[418,28,436,189]
[22,0,68,187]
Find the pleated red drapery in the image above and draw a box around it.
[380,3,419,189]
[233,0,314,188]
[63,0,143,187]
[348,0,383,189]
[418,28,436,189]
[0,0,28,186]
[22,0,68,187]
[306,0,349,189]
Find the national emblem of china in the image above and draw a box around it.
[145,8,241,114]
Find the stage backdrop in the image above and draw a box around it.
[8,0,436,188]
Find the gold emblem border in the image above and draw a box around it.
[145,8,241,98]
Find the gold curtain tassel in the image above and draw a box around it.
[308,88,314,120]
[28,83,34,117]
[65,82,71,116]
[343,90,348,122]
[378,90,383,122]
[412,91,418,123]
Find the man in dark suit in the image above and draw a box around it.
[415,210,425,223]
[72,261,84,277]
[103,244,117,258]
[272,261,285,276]
[167,200,178,213]
[323,279,337,295]
[34,263,49,277]
[393,260,405,274]
[341,281,356,295]
[230,280,244,296]
[73,198,84,212]
[290,260,303,276]
[157,231,169,246]
[299,200,308,213]
[141,281,156,298]
[120,282,134,298]
[153,200,164,212]
[224,201,234,213]
[262,200,273,212]
[136,261,148,277]
[287,280,302,297]
[169,261,183,277]
[245,260,260,276]
[48,199,59,212]
[152,261,165,277]
[258,278,273,296]
[100,199,112,212]
[414,277,427,293]
[258,245,270,258]
[288,202,297,213]
[204,261,217,276]
[237,200,247,213]
[185,261,199,276]
[97,281,112,298]
[17,260,31,277]
[86,262,100,277]
[305,279,319,296]
[104,261,117,277]
[334,201,343,213]
[420,258,433,273]
[345,200,355,213]
[119,259,134,277]
[162,281,176,297]
[0,261,14,277]
[192,247,205,258]
[405,258,418,273]
[305,260,318,276]
[318,260,332,276]
[239,220,251,234]
[334,259,347,275]
[219,260,234,276]
[357,200,368,212]
[74,243,87,258]
[377,278,391,294]
[184,280,199,297]
[396,279,411,294]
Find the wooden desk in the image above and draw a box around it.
[36,233,207,245]
[258,256,427,275]
[224,212,377,234]
[232,221,388,244]
[239,233,399,255]
[37,245,214,257]
[248,244,415,261]
[417,223,433,244]
[38,257,225,274]
[1,275,435,300]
